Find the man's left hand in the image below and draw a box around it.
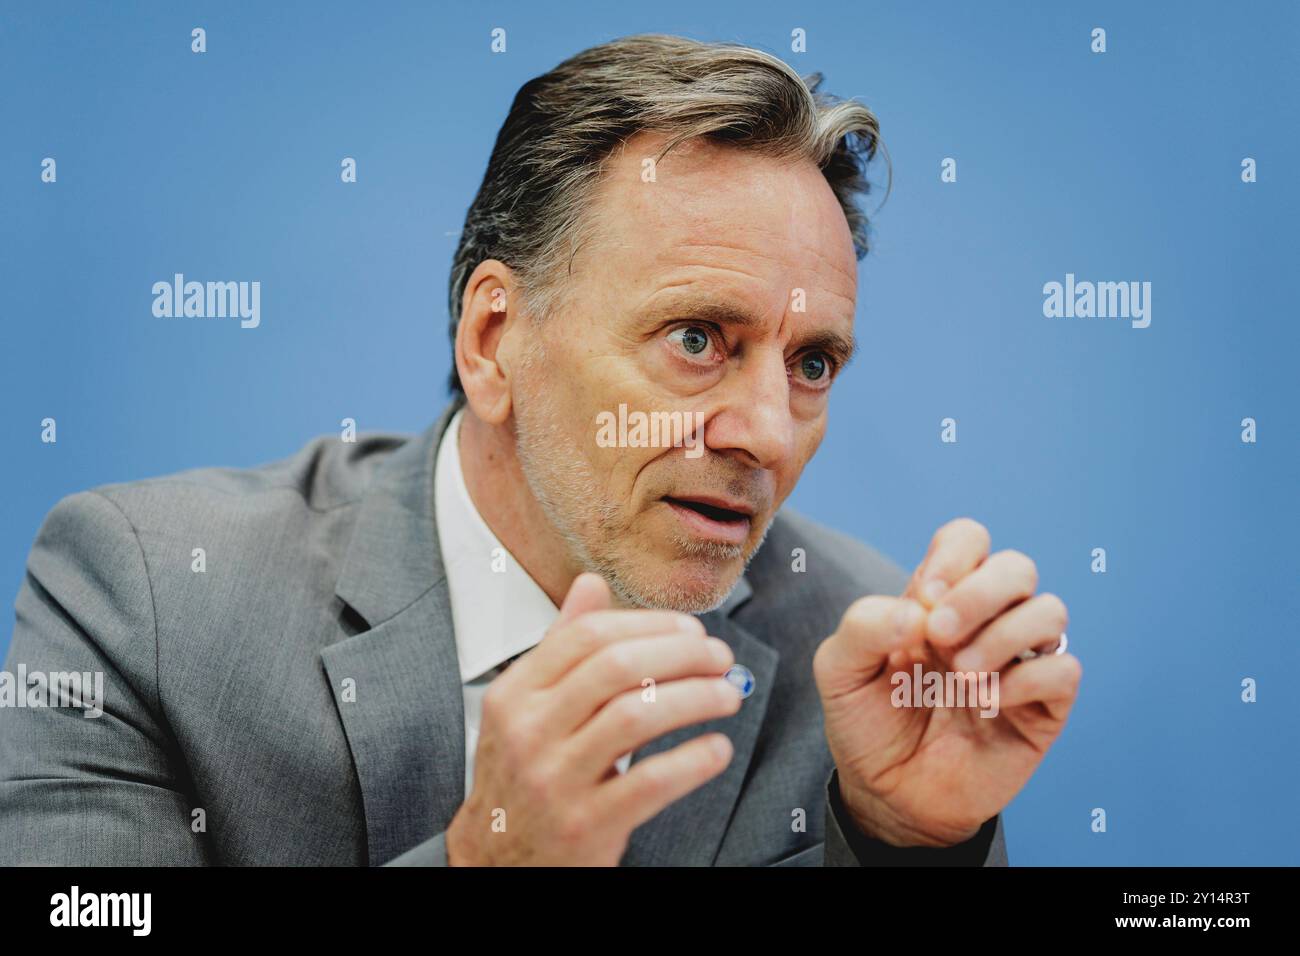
[812,517,1082,848]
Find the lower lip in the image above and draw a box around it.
[664,499,751,545]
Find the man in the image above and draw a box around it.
[0,34,1079,866]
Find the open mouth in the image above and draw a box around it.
[665,497,748,522]
[662,496,753,545]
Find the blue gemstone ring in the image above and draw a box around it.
[723,664,755,699]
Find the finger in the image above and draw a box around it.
[556,571,613,626]
[562,677,742,781]
[906,518,991,607]
[544,633,735,734]
[496,571,615,693]
[996,653,1082,713]
[517,608,705,689]
[953,593,1068,673]
[815,596,926,692]
[925,549,1039,649]
[597,733,733,831]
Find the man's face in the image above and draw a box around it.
[511,130,858,612]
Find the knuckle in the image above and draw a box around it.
[609,693,647,735]
[480,681,511,721]
[520,761,556,803]
[567,616,603,648]
[501,713,542,762]
[635,760,672,802]
[553,807,588,845]
[600,642,641,684]
[841,595,888,632]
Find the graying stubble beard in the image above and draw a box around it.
[511,353,762,613]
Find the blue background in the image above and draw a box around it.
[2,1,1296,865]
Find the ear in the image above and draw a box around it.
[455,259,523,425]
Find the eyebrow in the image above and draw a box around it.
[639,296,858,368]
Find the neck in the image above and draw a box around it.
[457,409,580,608]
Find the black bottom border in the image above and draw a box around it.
[3,865,1287,939]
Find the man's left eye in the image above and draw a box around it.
[798,352,830,382]
[667,325,713,357]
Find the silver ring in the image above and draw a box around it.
[1015,631,1068,662]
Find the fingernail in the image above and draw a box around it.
[953,649,980,671]
[929,606,960,640]
[922,579,948,604]
[711,734,733,760]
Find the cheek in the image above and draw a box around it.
[592,443,662,503]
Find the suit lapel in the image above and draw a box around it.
[322,591,463,865]
[620,579,776,866]
[321,399,777,867]
[323,402,467,866]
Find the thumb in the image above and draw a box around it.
[816,596,926,695]
[556,571,613,625]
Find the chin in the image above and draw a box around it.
[586,509,772,613]
[609,551,745,614]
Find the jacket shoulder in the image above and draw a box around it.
[86,431,410,520]
[26,432,415,630]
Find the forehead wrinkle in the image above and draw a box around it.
[804,239,858,291]
[636,239,854,331]
[645,264,776,297]
[667,234,785,258]
[813,283,856,317]
[639,239,784,283]
[658,227,855,312]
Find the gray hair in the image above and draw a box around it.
[446,33,885,395]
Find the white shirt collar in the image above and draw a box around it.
[434,408,560,683]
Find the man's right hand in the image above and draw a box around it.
[444,572,741,865]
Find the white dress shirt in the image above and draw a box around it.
[434,408,631,798]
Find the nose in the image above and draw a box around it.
[704,347,796,469]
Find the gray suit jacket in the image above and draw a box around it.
[1,404,1006,866]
